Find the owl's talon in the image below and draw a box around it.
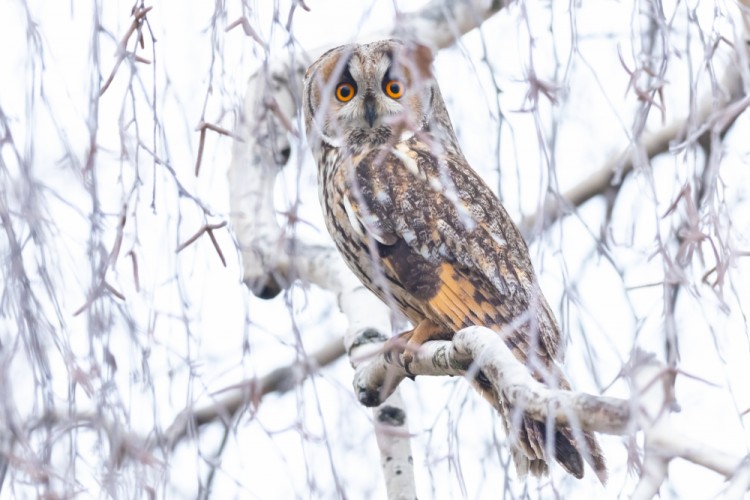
[402,351,417,378]
[401,349,414,366]
[384,333,410,366]
[384,320,448,375]
[386,339,420,377]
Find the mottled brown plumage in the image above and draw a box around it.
[303,39,606,482]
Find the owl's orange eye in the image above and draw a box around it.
[384,79,403,99]
[336,82,356,102]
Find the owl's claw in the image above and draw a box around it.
[402,351,417,378]
[383,330,413,369]
[383,331,420,377]
[384,319,450,376]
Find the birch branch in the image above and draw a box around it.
[390,0,507,50]
[371,391,416,499]
[628,359,749,497]
[228,57,303,298]
[162,336,346,448]
[354,327,633,434]
[521,44,748,234]
[354,326,750,491]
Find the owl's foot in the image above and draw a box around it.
[383,330,414,372]
[385,319,450,375]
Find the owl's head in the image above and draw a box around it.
[303,39,447,152]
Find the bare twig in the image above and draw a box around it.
[225,17,267,48]
[73,280,110,316]
[521,47,747,234]
[194,121,237,176]
[176,221,228,268]
[100,6,153,97]
[195,128,206,177]
[127,250,140,292]
[104,282,126,302]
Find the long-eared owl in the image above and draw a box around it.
[302,38,606,482]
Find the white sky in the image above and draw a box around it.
[0,0,749,498]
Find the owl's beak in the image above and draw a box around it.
[364,98,377,128]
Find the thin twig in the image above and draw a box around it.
[127,251,140,292]
[225,17,267,48]
[195,121,238,176]
[176,221,228,257]
[100,6,153,97]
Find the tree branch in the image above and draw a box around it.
[391,0,507,50]
[521,55,748,235]
[354,327,632,434]
[354,327,750,490]
[162,336,346,448]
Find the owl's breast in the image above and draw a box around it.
[318,157,379,287]
[317,150,426,325]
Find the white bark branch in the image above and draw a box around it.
[228,58,303,297]
[354,327,632,434]
[354,326,750,492]
[521,39,748,234]
[162,336,346,449]
[631,359,750,496]
[372,391,417,500]
[724,458,750,500]
[391,0,507,50]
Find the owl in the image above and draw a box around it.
[303,39,606,482]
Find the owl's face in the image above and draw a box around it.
[303,39,436,151]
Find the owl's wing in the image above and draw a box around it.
[347,140,562,363]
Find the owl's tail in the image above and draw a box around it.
[508,411,608,484]
[474,376,608,483]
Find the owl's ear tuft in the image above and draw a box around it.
[402,42,434,81]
